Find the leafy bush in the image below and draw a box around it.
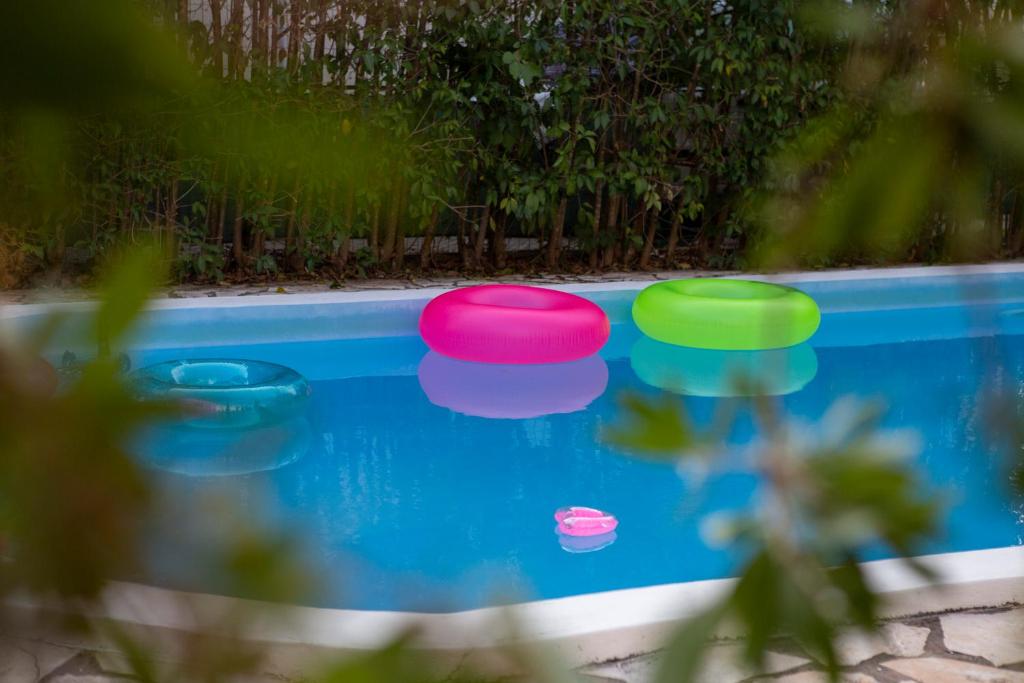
[2,0,843,285]
[5,3,1024,682]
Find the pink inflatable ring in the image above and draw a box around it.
[554,506,619,537]
[419,284,610,364]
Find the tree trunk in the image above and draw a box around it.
[250,174,277,262]
[344,184,355,232]
[601,193,621,267]
[392,187,408,269]
[665,196,683,267]
[1009,193,1024,255]
[208,0,224,76]
[457,210,472,269]
[227,0,245,79]
[203,183,216,239]
[336,232,350,271]
[546,197,568,269]
[381,188,400,264]
[473,204,490,268]
[253,231,265,269]
[624,204,643,266]
[589,182,604,270]
[258,0,270,70]
[297,204,311,269]
[251,0,268,73]
[639,208,657,270]
[53,221,65,266]
[419,206,440,269]
[991,178,1005,257]
[232,194,246,270]
[166,178,179,259]
[369,202,381,262]
[284,182,299,270]
[178,0,189,42]
[335,184,355,269]
[251,0,261,64]
[215,183,228,244]
[288,0,303,72]
[492,211,507,269]
[313,0,328,63]
[284,184,298,247]
[154,184,162,237]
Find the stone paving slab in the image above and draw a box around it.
[941,607,1024,666]
[883,656,1024,682]
[577,605,1024,683]
[579,643,809,683]
[755,672,879,683]
[825,622,930,667]
[5,603,1024,681]
[0,640,77,683]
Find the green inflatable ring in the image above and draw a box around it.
[631,279,820,350]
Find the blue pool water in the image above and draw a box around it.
[96,273,1024,611]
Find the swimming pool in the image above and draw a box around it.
[10,266,1024,622]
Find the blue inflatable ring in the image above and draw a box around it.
[131,359,311,429]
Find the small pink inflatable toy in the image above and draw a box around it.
[419,284,610,364]
[554,506,619,537]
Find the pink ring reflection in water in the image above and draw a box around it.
[417,352,609,419]
[557,531,618,553]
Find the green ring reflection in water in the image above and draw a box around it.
[630,336,818,397]
[133,416,311,477]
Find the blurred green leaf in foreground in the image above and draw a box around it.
[0,3,416,681]
[0,0,383,287]
[645,0,1024,674]
[2,0,1023,682]
[752,0,1024,268]
[0,250,167,598]
[606,393,942,683]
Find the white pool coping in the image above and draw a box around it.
[5,261,1024,318]
[6,262,1024,675]
[11,546,1024,675]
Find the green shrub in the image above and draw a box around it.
[1,0,843,284]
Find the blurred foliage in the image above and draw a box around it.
[603,393,696,454]
[3,0,1024,682]
[0,1,194,111]
[0,253,496,682]
[1,0,838,286]
[8,0,1024,286]
[0,256,162,598]
[608,395,940,682]
[0,5,461,682]
[0,249,323,680]
[0,3,581,682]
[600,0,1024,680]
[753,0,1024,267]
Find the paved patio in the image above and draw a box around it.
[1,604,1021,682]
[580,604,1024,683]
